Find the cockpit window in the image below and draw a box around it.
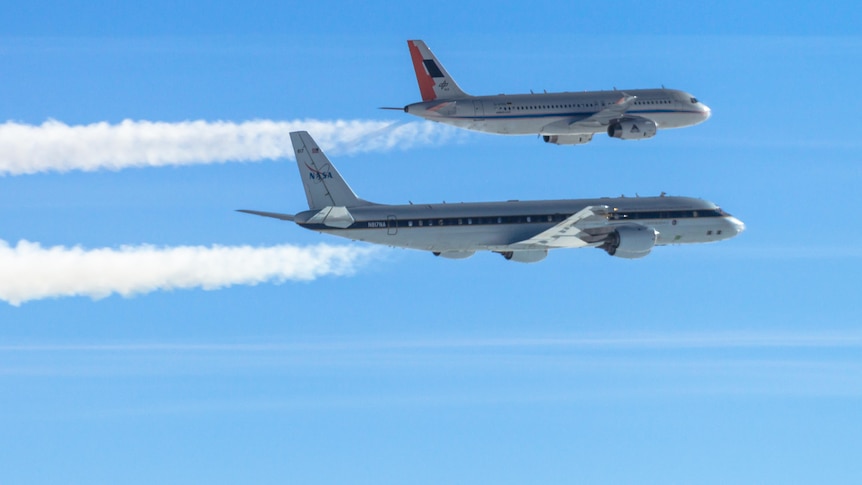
[690,97,698,104]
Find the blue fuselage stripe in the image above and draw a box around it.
[299,210,725,231]
[439,109,700,121]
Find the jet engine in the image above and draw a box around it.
[601,225,657,259]
[542,134,593,145]
[433,250,476,259]
[607,118,657,140]
[498,249,548,263]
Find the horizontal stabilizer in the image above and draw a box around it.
[237,209,295,221]
[307,206,355,229]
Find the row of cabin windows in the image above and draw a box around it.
[499,99,673,111]
[404,214,566,227]
[634,99,672,106]
[339,209,724,229]
[612,209,726,220]
[511,104,596,110]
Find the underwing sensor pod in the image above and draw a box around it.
[239,132,744,263]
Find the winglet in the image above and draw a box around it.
[614,94,637,106]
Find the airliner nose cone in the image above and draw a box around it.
[729,216,745,235]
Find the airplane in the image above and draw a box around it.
[382,40,711,145]
[239,131,744,263]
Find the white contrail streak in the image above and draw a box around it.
[0,239,377,306]
[0,119,458,175]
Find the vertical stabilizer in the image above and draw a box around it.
[407,40,469,102]
[290,131,368,210]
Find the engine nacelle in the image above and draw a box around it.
[433,250,476,260]
[542,134,594,145]
[498,249,548,263]
[607,118,657,140]
[602,225,657,259]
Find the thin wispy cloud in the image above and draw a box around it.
[2,332,860,402]
[0,118,459,175]
[0,239,377,305]
[4,331,861,352]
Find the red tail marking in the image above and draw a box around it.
[408,40,437,102]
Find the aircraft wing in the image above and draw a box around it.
[573,94,637,127]
[542,95,637,133]
[509,205,612,249]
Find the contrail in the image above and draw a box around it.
[0,118,458,175]
[0,239,378,306]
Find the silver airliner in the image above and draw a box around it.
[239,132,744,262]
[385,40,711,145]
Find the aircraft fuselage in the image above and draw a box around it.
[405,88,711,136]
[295,196,743,253]
[241,132,744,262]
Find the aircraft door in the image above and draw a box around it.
[387,215,398,235]
[472,100,485,118]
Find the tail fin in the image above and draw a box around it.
[290,131,368,210]
[407,40,469,102]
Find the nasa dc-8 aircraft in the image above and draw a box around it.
[239,132,744,262]
[385,40,711,145]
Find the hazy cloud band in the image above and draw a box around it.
[0,119,456,175]
[0,239,376,305]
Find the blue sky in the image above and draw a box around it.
[2,1,861,483]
